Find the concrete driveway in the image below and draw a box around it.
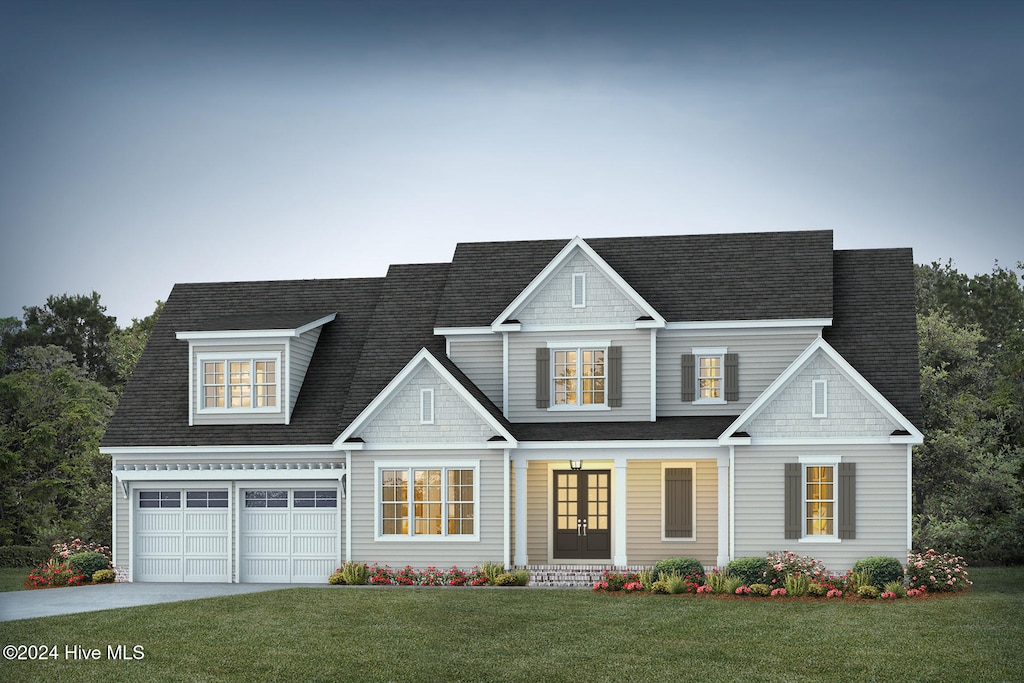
[0,582,291,622]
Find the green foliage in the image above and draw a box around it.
[513,569,530,586]
[340,561,368,585]
[725,557,768,586]
[26,558,85,588]
[704,570,728,594]
[784,573,811,597]
[108,301,163,389]
[749,583,771,597]
[906,548,972,593]
[92,569,116,583]
[883,580,907,598]
[494,572,520,586]
[328,572,346,585]
[806,583,827,597]
[852,557,905,588]
[66,551,109,578]
[650,580,670,594]
[857,585,880,599]
[480,561,505,584]
[662,573,688,594]
[848,570,874,592]
[653,557,704,581]
[637,567,655,590]
[0,545,50,568]
[762,551,828,588]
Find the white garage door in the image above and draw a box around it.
[240,488,339,583]
[134,489,230,582]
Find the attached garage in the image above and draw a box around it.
[133,489,231,582]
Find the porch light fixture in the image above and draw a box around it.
[569,460,582,471]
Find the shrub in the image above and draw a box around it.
[734,585,751,595]
[52,538,111,564]
[637,567,656,590]
[0,545,51,568]
[806,583,826,597]
[650,580,670,594]
[653,557,704,582]
[883,580,907,598]
[92,569,116,583]
[857,585,880,599]
[604,571,626,591]
[67,551,109,579]
[725,557,768,586]
[852,556,905,589]
[27,559,86,588]
[784,573,811,597]
[906,548,972,593]
[328,571,346,585]
[749,583,771,597]
[339,561,368,585]
[368,564,394,585]
[704,569,729,594]
[494,572,520,586]
[480,561,505,584]
[763,550,828,587]
[848,569,874,592]
[662,573,689,594]
[513,569,530,586]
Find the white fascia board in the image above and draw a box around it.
[332,348,517,447]
[515,439,721,450]
[490,236,666,328]
[739,437,908,446]
[516,323,643,333]
[343,441,513,451]
[102,444,337,456]
[175,313,336,341]
[665,318,832,330]
[433,327,495,336]
[113,469,344,482]
[719,337,924,442]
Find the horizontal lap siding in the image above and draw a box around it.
[526,461,549,564]
[289,328,322,414]
[657,329,818,417]
[448,336,504,409]
[349,450,505,567]
[626,460,718,567]
[115,489,130,567]
[733,445,909,571]
[508,330,651,422]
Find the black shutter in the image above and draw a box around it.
[838,462,856,539]
[665,467,693,538]
[608,346,622,408]
[785,463,801,539]
[681,354,695,402]
[535,347,550,409]
[725,353,739,402]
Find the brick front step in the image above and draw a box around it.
[522,564,648,588]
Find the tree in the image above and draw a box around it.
[108,301,164,390]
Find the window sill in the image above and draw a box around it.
[661,536,696,542]
[198,407,282,415]
[691,399,727,405]
[547,405,611,412]
[375,535,480,543]
[798,536,842,544]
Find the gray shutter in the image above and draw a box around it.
[838,462,856,539]
[608,346,622,408]
[785,463,801,539]
[665,467,693,538]
[535,347,550,409]
[681,354,695,402]
[725,353,739,402]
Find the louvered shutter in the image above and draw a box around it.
[681,354,695,402]
[608,346,622,407]
[536,347,550,409]
[665,467,693,538]
[725,353,739,402]
[785,463,801,539]
[838,462,856,539]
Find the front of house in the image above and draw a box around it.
[100,230,922,583]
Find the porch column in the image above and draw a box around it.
[514,455,528,567]
[717,451,730,568]
[613,455,628,567]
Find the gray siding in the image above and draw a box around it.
[348,450,506,567]
[733,444,909,571]
[657,328,819,417]
[192,343,288,426]
[448,335,504,409]
[507,329,651,422]
[357,365,498,443]
[514,250,643,325]
[745,351,899,438]
[115,485,130,568]
[289,327,322,414]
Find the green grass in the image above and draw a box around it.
[1,567,1021,682]
[0,568,31,592]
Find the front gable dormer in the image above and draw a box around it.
[493,237,665,330]
[176,312,336,426]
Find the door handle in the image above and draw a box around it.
[580,518,588,537]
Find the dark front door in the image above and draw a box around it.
[553,470,611,560]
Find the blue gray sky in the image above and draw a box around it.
[2,0,1022,324]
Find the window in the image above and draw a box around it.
[664,466,694,539]
[420,388,434,424]
[294,490,337,508]
[244,490,288,508]
[572,273,586,308]
[380,467,475,537]
[804,466,834,536]
[199,354,279,411]
[681,350,738,403]
[698,355,722,400]
[785,461,856,541]
[186,490,228,508]
[812,380,828,417]
[553,348,605,406]
[139,491,180,508]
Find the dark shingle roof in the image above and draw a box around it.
[824,248,922,428]
[178,311,336,332]
[435,230,834,327]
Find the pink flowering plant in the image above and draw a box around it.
[762,550,828,587]
[52,538,111,564]
[906,548,971,593]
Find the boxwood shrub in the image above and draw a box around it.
[653,557,704,581]
[67,551,110,579]
[0,545,51,568]
[851,556,905,589]
[726,557,768,586]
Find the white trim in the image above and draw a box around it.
[649,328,657,422]
[175,314,336,340]
[719,337,924,444]
[906,444,913,555]
[434,326,495,336]
[548,343,610,410]
[102,444,337,455]
[516,440,722,450]
[660,461,697,543]
[333,348,517,447]
[513,453,528,566]
[373,460,481,542]
[502,332,509,419]
[195,352,284,415]
[727,437,907,446]
[344,441,509,451]
[799,458,841,541]
[114,468,344,482]
[692,348,727,404]
[345,450,352,564]
[491,236,666,329]
[613,456,627,566]
[717,451,730,568]
[546,339,611,349]
[666,318,832,330]
[503,449,511,569]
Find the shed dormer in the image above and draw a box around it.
[176,312,336,426]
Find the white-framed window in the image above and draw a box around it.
[801,457,840,539]
[420,388,435,424]
[378,464,477,538]
[812,379,828,417]
[572,273,586,308]
[692,347,727,404]
[138,491,181,508]
[185,490,229,508]
[198,352,282,412]
[552,347,606,408]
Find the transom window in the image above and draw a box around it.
[380,467,475,537]
[294,490,337,508]
[200,355,279,411]
[139,491,181,508]
[186,490,228,508]
[805,466,834,536]
[553,348,606,406]
[244,490,288,508]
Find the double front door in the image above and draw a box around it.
[553,470,611,560]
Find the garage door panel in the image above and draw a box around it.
[136,535,183,555]
[134,489,230,582]
[185,510,228,532]
[137,512,182,533]
[240,487,339,583]
[243,512,289,533]
[293,535,336,555]
[185,558,229,582]
[292,559,335,583]
[135,558,183,582]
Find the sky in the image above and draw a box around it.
[2,0,1022,325]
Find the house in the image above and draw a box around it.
[100,230,923,583]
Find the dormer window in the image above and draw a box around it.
[198,353,282,413]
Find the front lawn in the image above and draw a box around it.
[0,568,32,592]
[1,567,1021,682]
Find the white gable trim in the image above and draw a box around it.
[491,236,666,329]
[719,337,923,444]
[332,348,517,448]
[175,313,337,340]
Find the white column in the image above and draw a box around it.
[503,449,511,569]
[717,450,731,568]
[613,455,628,567]
[345,451,352,564]
[514,454,528,567]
